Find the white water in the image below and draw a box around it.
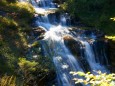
[82,41,107,72]
[42,26,83,85]
[30,0,57,14]
[23,0,109,85]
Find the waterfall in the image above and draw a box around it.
[83,41,107,72]
[29,0,109,85]
[42,26,83,86]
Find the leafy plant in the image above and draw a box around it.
[0,75,16,86]
[70,71,115,86]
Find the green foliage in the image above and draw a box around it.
[31,41,39,47]
[11,2,35,19]
[105,35,115,41]
[0,27,28,73]
[18,58,38,72]
[0,1,35,20]
[70,71,115,86]
[0,0,35,74]
[0,0,55,85]
[62,0,115,35]
[18,58,38,85]
[18,55,55,85]
[18,41,55,85]
[0,75,16,86]
[110,17,115,21]
[0,16,18,29]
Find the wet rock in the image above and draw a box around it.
[53,0,65,4]
[38,35,44,40]
[69,27,105,39]
[31,15,39,27]
[33,27,46,37]
[63,35,81,57]
[63,35,92,72]
[92,39,110,66]
[48,12,60,25]
[108,39,115,72]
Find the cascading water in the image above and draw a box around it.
[41,27,83,86]
[82,41,107,72]
[30,0,57,14]
[26,0,110,85]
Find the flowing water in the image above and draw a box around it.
[22,0,110,85]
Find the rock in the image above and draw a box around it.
[63,30,111,72]
[69,27,105,39]
[53,0,64,4]
[63,35,81,57]
[108,39,115,72]
[63,35,91,72]
[38,35,44,40]
[33,27,46,37]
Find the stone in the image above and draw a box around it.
[33,27,46,37]
[63,35,81,57]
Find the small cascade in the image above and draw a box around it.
[30,0,57,14]
[37,0,56,8]
[60,13,71,26]
[83,41,108,72]
[28,0,110,86]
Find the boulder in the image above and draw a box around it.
[63,35,81,57]
[33,27,46,37]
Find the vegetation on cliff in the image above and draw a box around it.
[0,0,55,85]
[0,0,35,73]
[61,0,115,35]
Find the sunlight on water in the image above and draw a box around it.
[26,0,109,86]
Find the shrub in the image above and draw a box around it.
[0,16,18,29]
[0,75,16,86]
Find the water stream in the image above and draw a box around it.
[23,0,109,85]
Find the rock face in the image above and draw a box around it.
[32,27,46,40]
[63,35,91,72]
[33,27,45,36]
[108,40,115,73]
